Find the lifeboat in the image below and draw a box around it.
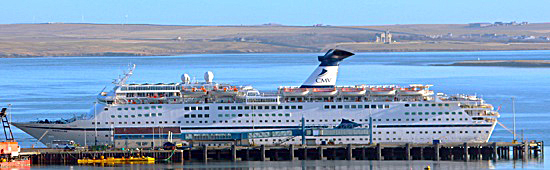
[282,88,309,96]
[212,86,239,96]
[369,88,396,96]
[311,88,338,96]
[398,88,424,95]
[182,87,207,97]
[340,87,366,96]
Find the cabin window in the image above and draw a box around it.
[291,106,297,109]
[237,106,243,110]
[337,105,343,109]
[324,105,329,109]
[452,112,456,115]
[218,106,223,110]
[117,108,122,111]
[278,106,283,109]
[431,112,436,115]
[131,108,135,110]
[117,115,122,118]
[124,108,129,110]
[184,107,190,110]
[204,106,209,110]
[224,106,230,110]
[144,107,149,110]
[351,105,356,109]
[438,104,443,107]
[445,112,450,115]
[459,112,463,115]
[378,105,383,109]
[231,106,236,110]
[344,105,350,109]
[371,105,376,109]
[404,104,410,107]
[358,105,363,109]
[144,113,150,117]
[197,107,203,110]
[191,107,197,111]
[285,106,290,109]
[111,115,115,118]
[411,104,416,107]
[151,113,156,117]
[131,115,135,118]
[331,105,336,109]
[138,107,142,110]
[445,104,450,107]
[385,105,390,109]
[124,115,129,118]
[151,106,156,109]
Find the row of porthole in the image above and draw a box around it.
[372,118,468,122]
[405,111,463,115]
[116,105,163,111]
[323,104,390,110]
[405,103,450,107]
[110,113,163,118]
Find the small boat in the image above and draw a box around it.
[311,88,338,96]
[369,88,396,95]
[182,87,208,97]
[340,87,366,96]
[211,86,239,96]
[282,88,309,96]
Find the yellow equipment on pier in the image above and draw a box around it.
[77,156,155,164]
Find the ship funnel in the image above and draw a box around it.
[204,71,214,83]
[300,49,354,88]
[181,73,191,84]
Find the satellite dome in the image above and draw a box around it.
[181,73,190,84]
[204,71,214,83]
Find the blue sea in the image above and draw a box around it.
[0,50,549,169]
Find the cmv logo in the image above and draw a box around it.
[316,78,332,83]
[318,68,329,76]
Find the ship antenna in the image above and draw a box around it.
[114,64,136,85]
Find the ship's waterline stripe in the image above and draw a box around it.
[16,124,492,131]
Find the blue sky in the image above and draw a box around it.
[1,0,548,25]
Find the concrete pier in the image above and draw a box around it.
[21,141,543,164]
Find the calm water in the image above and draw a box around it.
[0,50,549,169]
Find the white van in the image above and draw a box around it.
[50,140,75,149]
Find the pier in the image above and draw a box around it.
[23,141,543,164]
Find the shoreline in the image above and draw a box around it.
[3,49,550,58]
[432,60,550,67]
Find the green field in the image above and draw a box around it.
[1,23,550,57]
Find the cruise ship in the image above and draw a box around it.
[14,49,500,148]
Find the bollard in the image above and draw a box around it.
[289,145,295,161]
[405,143,411,160]
[260,145,266,161]
[346,144,353,160]
[434,143,440,161]
[376,143,382,160]
[231,145,237,162]
[202,145,208,162]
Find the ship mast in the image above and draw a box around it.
[113,64,136,86]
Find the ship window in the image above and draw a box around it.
[431,112,436,115]
[371,105,376,109]
[191,107,197,111]
[218,106,223,110]
[324,105,329,109]
[411,112,416,115]
[232,114,236,117]
[417,104,422,107]
[285,113,290,117]
[131,115,135,118]
[411,104,416,107]
[425,112,429,115]
[144,107,149,110]
[445,112,449,115]
[124,108,129,110]
[438,112,443,115]
[138,107,142,110]
[278,114,283,116]
[238,106,243,110]
[344,105,350,109]
[205,114,209,118]
[257,106,263,110]
[445,104,450,106]
[117,115,122,118]
[198,114,203,118]
[224,106,230,110]
[272,114,276,117]
[197,107,203,110]
[151,113,156,117]
[111,115,115,118]
[404,104,410,107]
[285,106,290,109]
[124,115,129,118]
[117,108,122,111]
[151,106,156,109]
[158,106,163,109]
[144,114,150,117]
[424,104,429,107]
[184,107,190,110]
[204,106,209,110]
[452,112,456,115]
[331,105,336,109]
[385,105,390,109]
[178,121,181,123]
[459,112,463,115]
[291,106,297,109]
[358,105,363,109]
[244,106,250,110]
[337,105,343,109]
[218,114,222,117]
[438,104,443,107]
[190,114,196,118]
[378,105,383,109]
[351,105,356,109]
[131,108,135,110]
[298,106,303,109]
[431,104,436,107]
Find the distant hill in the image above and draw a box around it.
[1,23,550,57]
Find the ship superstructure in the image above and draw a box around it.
[14,49,499,148]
